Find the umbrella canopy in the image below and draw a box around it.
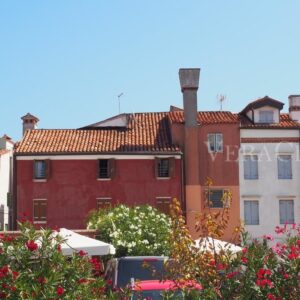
[56,228,115,256]
[194,237,242,254]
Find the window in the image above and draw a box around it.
[244,155,258,179]
[278,155,292,179]
[155,158,175,178]
[207,133,223,152]
[34,160,49,179]
[244,201,259,225]
[97,198,112,210]
[207,189,229,208]
[279,200,294,224]
[33,199,47,223]
[259,110,274,123]
[156,197,171,215]
[98,159,115,179]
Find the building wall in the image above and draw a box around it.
[172,122,241,241]
[16,156,182,229]
[240,129,300,242]
[0,152,12,230]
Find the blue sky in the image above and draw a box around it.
[1,1,300,141]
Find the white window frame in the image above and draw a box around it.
[244,200,259,225]
[244,155,258,180]
[207,133,223,153]
[279,200,294,224]
[258,110,274,123]
[277,155,292,180]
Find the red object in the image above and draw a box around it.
[56,286,64,295]
[25,240,38,251]
[132,280,202,291]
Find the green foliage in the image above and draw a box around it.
[0,221,107,299]
[87,204,171,257]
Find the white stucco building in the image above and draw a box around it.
[239,96,300,242]
[0,135,14,230]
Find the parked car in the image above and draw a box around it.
[105,256,168,288]
[130,279,202,300]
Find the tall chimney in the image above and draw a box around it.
[288,95,300,122]
[179,68,201,238]
[21,113,39,136]
[179,68,200,127]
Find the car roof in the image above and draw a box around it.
[133,280,202,291]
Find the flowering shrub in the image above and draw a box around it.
[166,197,300,299]
[0,222,107,299]
[87,204,171,257]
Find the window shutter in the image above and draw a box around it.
[97,160,100,178]
[207,134,215,152]
[244,201,251,225]
[33,160,36,179]
[45,160,51,179]
[216,134,223,152]
[244,156,251,179]
[109,159,115,179]
[169,157,175,178]
[155,157,159,178]
[252,201,259,225]
[279,200,286,224]
[278,157,284,179]
[286,200,294,223]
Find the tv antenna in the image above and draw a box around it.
[217,94,226,111]
[117,93,124,114]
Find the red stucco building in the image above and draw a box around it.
[13,69,241,240]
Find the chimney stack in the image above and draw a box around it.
[288,95,300,122]
[179,68,200,127]
[21,113,39,136]
[179,68,201,237]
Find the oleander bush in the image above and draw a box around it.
[87,204,172,257]
[0,221,107,299]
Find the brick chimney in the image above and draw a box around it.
[288,95,300,122]
[21,113,39,136]
[179,68,201,235]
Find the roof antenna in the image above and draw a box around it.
[217,94,226,111]
[117,93,124,114]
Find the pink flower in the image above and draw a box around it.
[263,234,274,241]
[267,293,276,300]
[26,240,38,251]
[78,250,86,257]
[56,286,64,296]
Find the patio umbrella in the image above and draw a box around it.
[194,237,242,254]
[55,228,116,256]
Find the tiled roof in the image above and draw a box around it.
[15,113,181,155]
[168,111,239,124]
[239,113,300,129]
[240,96,284,114]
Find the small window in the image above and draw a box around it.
[97,198,112,210]
[244,155,258,180]
[34,160,47,179]
[155,158,175,178]
[279,200,294,224]
[259,110,274,123]
[207,189,229,208]
[156,197,171,215]
[98,159,115,179]
[244,200,259,225]
[207,133,223,152]
[278,155,292,179]
[33,199,47,223]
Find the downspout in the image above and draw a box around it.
[12,154,17,230]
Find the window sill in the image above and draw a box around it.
[33,221,47,224]
[97,178,111,181]
[33,179,47,182]
[156,177,171,180]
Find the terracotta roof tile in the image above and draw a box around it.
[239,113,300,129]
[15,113,181,155]
[168,111,239,124]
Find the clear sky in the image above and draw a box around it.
[1,1,300,141]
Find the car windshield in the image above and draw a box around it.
[117,259,165,288]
